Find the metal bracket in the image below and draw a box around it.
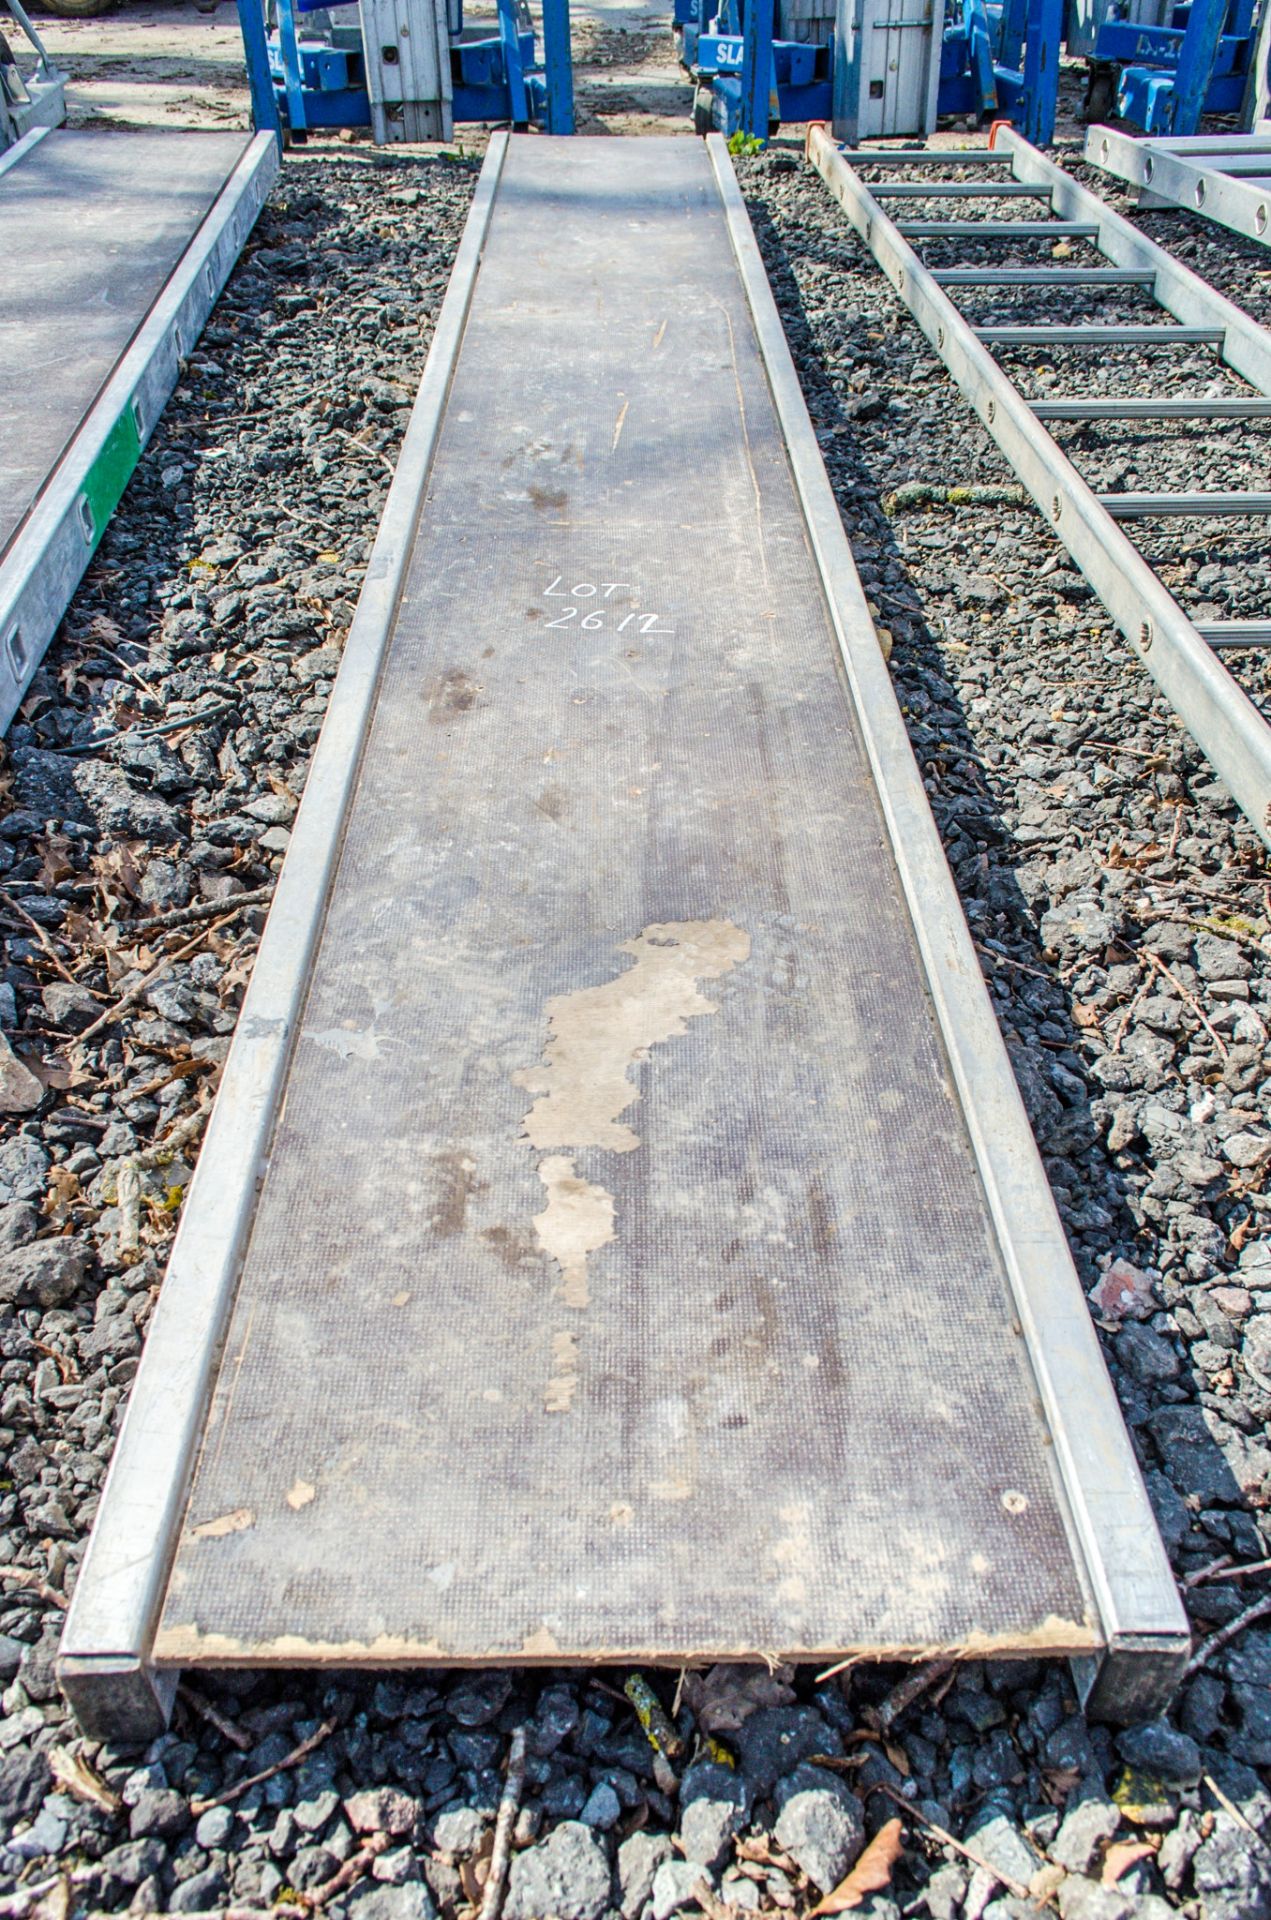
[1072,1637,1190,1725]
[57,1655,178,1746]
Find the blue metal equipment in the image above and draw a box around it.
[937,0,1062,141]
[683,0,1060,147]
[237,0,573,143]
[1087,0,1260,133]
[685,0,833,136]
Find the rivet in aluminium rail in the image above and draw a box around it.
[1139,620,1153,651]
[77,497,95,546]
[1144,155,1154,182]
[1052,495,1061,522]
[4,626,26,680]
[1195,181,1206,208]
[1260,205,1269,236]
[987,399,996,423]
[131,397,145,438]
[938,325,945,348]
[1102,138,1111,165]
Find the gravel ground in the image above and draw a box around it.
[0,140,1269,1920]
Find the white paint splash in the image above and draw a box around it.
[517,919,750,1409]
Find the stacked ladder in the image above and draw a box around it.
[808,126,1271,850]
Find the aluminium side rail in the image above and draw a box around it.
[1087,124,1271,249]
[0,131,279,732]
[807,124,1271,851]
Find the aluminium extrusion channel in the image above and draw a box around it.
[0,127,279,732]
[1086,126,1271,250]
[58,133,1187,1742]
[807,124,1271,848]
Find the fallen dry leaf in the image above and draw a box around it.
[36,834,74,892]
[49,1745,122,1814]
[808,1818,904,1915]
[1101,1840,1156,1887]
[1041,1766,1082,1806]
[682,1663,796,1733]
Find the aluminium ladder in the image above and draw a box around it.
[59,135,1185,1742]
[1087,125,1271,250]
[808,126,1271,851]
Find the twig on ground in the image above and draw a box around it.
[868,1784,1032,1901]
[0,1870,68,1917]
[178,1682,253,1751]
[77,909,241,1043]
[875,1659,955,1734]
[134,885,273,936]
[1142,948,1229,1060]
[1203,1774,1271,1856]
[326,423,396,478]
[1112,970,1153,1056]
[116,1155,141,1262]
[277,1832,389,1910]
[0,1565,65,1608]
[478,1726,528,1920]
[0,891,92,992]
[190,1716,337,1815]
[1181,1592,1271,1682]
[973,942,1052,981]
[1185,1555,1271,1588]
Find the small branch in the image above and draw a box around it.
[325,424,396,478]
[190,1716,336,1815]
[1142,948,1228,1061]
[1181,1592,1271,1682]
[478,1726,528,1920]
[134,885,273,936]
[867,1784,1032,1902]
[1111,970,1153,1056]
[178,1683,253,1752]
[286,1832,389,1911]
[0,890,90,991]
[1203,1774,1271,1857]
[1185,1555,1271,1589]
[0,1564,66,1608]
[875,1658,954,1734]
[973,942,1052,982]
[77,909,241,1043]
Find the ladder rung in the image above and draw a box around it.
[1101,492,1271,517]
[870,181,1045,198]
[1033,395,1271,418]
[977,325,1223,346]
[835,147,1004,165]
[1196,621,1271,646]
[933,267,1156,286]
[896,220,1100,238]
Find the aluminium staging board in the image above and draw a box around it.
[0,126,278,731]
[59,135,1188,1741]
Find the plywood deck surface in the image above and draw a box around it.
[156,138,1097,1667]
[0,129,248,561]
